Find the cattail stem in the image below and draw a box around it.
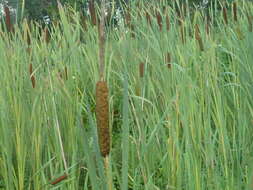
[98,0,106,81]
[50,174,68,185]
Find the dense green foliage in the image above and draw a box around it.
[0,0,253,190]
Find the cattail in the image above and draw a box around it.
[233,2,237,22]
[146,11,152,26]
[50,174,68,185]
[89,0,97,26]
[247,11,252,32]
[139,62,145,78]
[195,24,204,51]
[165,52,171,69]
[130,24,135,38]
[64,66,68,80]
[205,14,211,36]
[29,64,36,88]
[166,13,170,31]
[4,6,12,33]
[222,6,228,25]
[156,10,162,31]
[44,27,50,43]
[96,81,110,157]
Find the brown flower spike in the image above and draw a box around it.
[29,64,36,88]
[96,81,110,157]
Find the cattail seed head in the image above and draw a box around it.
[222,6,228,25]
[139,62,145,78]
[64,66,68,80]
[165,52,171,69]
[233,2,237,22]
[29,64,36,88]
[96,81,110,157]
[44,27,50,43]
[166,14,170,31]
[50,174,68,185]
[156,10,162,31]
[4,6,12,33]
[89,0,97,26]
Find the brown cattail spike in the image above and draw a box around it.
[156,10,162,31]
[166,13,170,31]
[64,66,68,80]
[165,52,171,69]
[4,6,12,33]
[96,81,110,157]
[29,64,36,88]
[139,62,145,78]
[89,0,97,26]
[44,27,50,43]
[233,2,237,22]
[223,6,228,25]
[50,174,68,185]
[206,14,211,36]
[195,24,204,51]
